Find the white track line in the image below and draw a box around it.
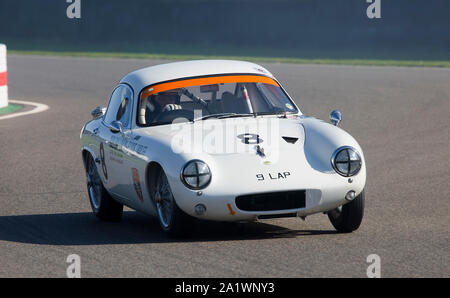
[0,99,49,120]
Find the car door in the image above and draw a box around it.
[100,84,134,203]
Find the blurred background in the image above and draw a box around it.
[0,0,449,63]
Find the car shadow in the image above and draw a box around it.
[0,211,338,245]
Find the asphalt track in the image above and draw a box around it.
[0,55,448,277]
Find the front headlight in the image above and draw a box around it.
[181,160,212,190]
[331,146,362,177]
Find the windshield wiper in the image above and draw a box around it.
[194,113,235,121]
[194,113,254,122]
[193,111,288,122]
[254,111,286,116]
[217,113,254,119]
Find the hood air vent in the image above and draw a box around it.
[282,136,299,144]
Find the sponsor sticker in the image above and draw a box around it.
[132,168,144,202]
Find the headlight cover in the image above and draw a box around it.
[181,160,212,190]
[331,146,362,177]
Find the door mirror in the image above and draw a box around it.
[91,106,106,119]
[109,120,123,134]
[330,109,342,126]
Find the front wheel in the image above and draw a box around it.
[153,169,194,237]
[327,190,365,233]
[85,154,123,221]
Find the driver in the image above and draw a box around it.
[145,89,182,123]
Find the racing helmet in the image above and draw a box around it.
[146,88,182,112]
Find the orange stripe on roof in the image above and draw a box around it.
[140,75,278,100]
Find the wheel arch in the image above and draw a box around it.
[145,161,164,201]
[81,147,95,171]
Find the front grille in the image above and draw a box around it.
[235,190,306,212]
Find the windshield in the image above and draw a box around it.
[137,74,298,126]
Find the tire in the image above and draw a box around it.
[153,169,194,237]
[327,190,365,233]
[85,154,123,221]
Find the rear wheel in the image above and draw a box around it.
[328,190,365,233]
[85,154,123,221]
[153,169,194,237]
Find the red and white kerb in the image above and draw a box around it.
[0,44,8,108]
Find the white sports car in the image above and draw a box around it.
[80,60,366,236]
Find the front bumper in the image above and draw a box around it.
[172,184,361,221]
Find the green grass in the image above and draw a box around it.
[5,40,450,68]
[0,104,23,115]
[9,49,450,68]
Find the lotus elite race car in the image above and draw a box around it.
[80,60,366,236]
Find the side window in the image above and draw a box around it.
[104,85,134,128]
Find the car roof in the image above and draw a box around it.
[120,60,275,93]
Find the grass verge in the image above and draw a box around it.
[8,49,450,68]
[0,104,23,115]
